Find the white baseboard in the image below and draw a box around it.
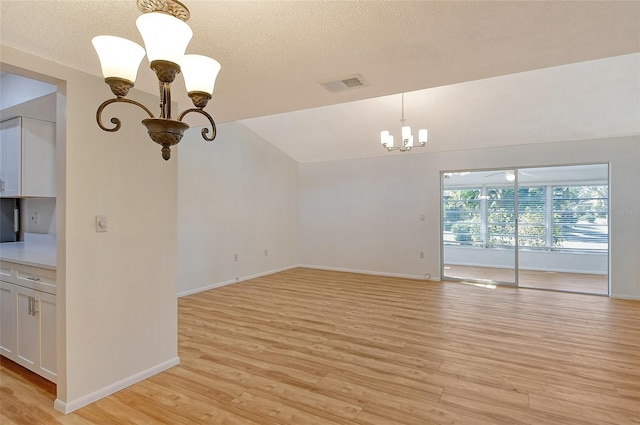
[177,265,299,297]
[298,264,438,281]
[610,293,640,300]
[54,356,180,414]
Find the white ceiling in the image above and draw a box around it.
[1,1,639,163]
[241,53,640,162]
[0,72,56,110]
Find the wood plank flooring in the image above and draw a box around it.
[444,264,609,294]
[2,268,639,424]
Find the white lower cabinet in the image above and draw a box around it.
[0,281,16,359]
[0,261,56,383]
[14,285,57,382]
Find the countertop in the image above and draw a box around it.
[0,233,56,270]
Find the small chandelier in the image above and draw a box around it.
[380,93,428,152]
[92,0,221,160]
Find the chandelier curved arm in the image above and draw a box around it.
[383,145,411,152]
[178,108,217,141]
[96,98,155,132]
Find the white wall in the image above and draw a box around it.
[299,153,437,279]
[1,45,179,412]
[299,137,640,299]
[178,121,299,296]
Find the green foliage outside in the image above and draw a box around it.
[443,185,608,249]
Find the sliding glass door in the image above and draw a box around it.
[516,165,609,294]
[441,164,609,295]
[442,169,516,285]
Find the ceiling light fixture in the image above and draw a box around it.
[92,0,221,160]
[380,93,428,152]
[505,170,516,181]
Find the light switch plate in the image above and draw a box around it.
[96,214,107,232]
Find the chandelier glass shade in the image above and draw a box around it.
[135,12,193,66]
[380,93,428,152]
[181,55,222,96]
[92,36,146,84]
[92,0,221,161]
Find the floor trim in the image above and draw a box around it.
[177,265,299,297]
[54,356,180,414]
[610,293,640,300]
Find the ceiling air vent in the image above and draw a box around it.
[320,74,369,92]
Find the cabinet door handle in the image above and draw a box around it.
[0,179,4,192]
[28,296,33,316]
[33,298,39,315]
[26,276,41,282]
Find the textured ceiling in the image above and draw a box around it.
[1,0,639,123]
[241,53,640,162]
[0,1,638,163]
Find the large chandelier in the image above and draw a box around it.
[380,93,428,152]
[92,0,221,160]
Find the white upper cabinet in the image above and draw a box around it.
[0,117,56,198]
[0,118,21,196]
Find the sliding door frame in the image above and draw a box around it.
[440,163,610,295]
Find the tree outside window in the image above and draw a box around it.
[443,185,608,252]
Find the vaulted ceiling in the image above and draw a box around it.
[1,1,639,162]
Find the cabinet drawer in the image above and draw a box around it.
[14,264,56,295]
[0,261,13,283]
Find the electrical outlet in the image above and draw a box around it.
[234,254,238,261]
[264,249,268,256]
[420,251,424,259]
[419,214,425,222]
[31,211,39,224]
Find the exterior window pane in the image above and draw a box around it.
[517,186,547,248]
[443,189,481,246]
[443,183,608,253]
[553,185,608,252]
[486,188,515,248]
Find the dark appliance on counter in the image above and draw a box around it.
[0,198,19,242]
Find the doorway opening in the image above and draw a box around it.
[441,164,609,295]
[1,65,65,403]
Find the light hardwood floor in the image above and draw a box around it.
[444,264,609,294]
[2,268,639,424]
